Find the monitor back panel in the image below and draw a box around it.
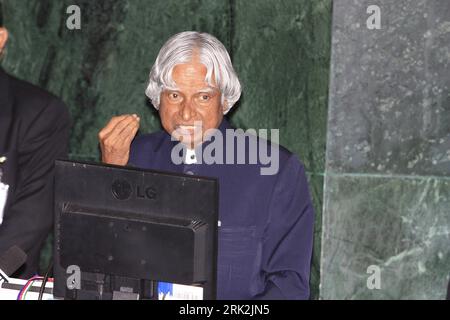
[53,160,218,299]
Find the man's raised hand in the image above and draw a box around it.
[98,114,140,166]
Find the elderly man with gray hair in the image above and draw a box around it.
[99,31,314,300]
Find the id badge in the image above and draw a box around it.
[0,181,8,226]
[0,156,8,225]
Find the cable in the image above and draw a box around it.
[38,261,53,300]
[17,277,36,300]
[17,276,43,300]
[23,279,42,300]
[17,279,31,300]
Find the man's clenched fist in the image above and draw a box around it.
[98,114,140,166]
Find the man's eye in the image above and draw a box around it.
[170,93,179,99]
[200,95,210,101]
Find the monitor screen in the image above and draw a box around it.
[52,160,218,300]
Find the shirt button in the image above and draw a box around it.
[185,170,194,175]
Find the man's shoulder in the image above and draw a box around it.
[2,71,70,138]
[222,120,299,168]
[219,125,305,178]
[7,71,68,116]
[260,137,306,177]
[232,127,301,167]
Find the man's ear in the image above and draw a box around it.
[0,27,8,52]
[222,100,229,114]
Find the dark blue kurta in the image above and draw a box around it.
[128,119,314,299]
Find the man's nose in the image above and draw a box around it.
[180,99,196,121]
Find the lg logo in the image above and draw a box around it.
[111,179,157,201]
[111,179,132,200]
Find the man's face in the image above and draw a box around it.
[159,58,225,148]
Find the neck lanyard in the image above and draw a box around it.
[0,156,6,182]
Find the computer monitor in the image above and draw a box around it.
[52,160,218,300]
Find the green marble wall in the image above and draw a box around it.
[0,0,331,298]
[322,0,450,299]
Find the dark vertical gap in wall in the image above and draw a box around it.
[38,47,56,88]
[36,0,51,29]
[57,1,68,39]
[324,0,334,172]
[0,2,3,27]
[35,0,56,89]
[304,0,325,301]
[228,0,235,61]
[304,1,316,177]
[226,0,238,120]
[69,1,127,157]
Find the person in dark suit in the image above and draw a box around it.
[99,31,314,299]
[0,24,71,278]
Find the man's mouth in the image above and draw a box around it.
[177,125,196,129]
[175,124,202,133]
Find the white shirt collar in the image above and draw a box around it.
[184,148,197,164]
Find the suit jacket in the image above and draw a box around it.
[129,118,315,299]
[0,68,70,278]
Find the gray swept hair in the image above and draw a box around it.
[145,31,241,114]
